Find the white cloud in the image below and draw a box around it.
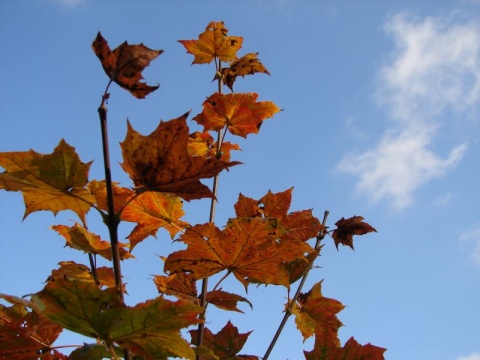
[338,12,480,209]
[456,353,480,360]
[460,225,480,266]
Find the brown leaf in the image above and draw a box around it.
[221,52,270,91]
[304,335,386,360]
[206,290,252,313]
[120,112,241,200]
[331,216,377,250]
[92,32,163,98]
[153,272,198,303]
[189,321,258,360]
[188,131,241,162]
[179,21,243,64]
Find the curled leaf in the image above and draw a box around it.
[331,216,377,250]
[221,52,270,91]
[92,32,163,98]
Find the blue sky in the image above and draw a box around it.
[1,1,479,359]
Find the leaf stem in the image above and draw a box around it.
[195,60,225,360]
[98,93,131,360]
[263,210,329,360]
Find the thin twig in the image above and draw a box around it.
[263,210,329,360]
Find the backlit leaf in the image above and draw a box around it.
[0,139,94,221]
[121,191,189,250]
[120,113,240,200]
[292,281,344,344]
[92,32,163,99]
[153,272,198,303]
[179,21,243,64]
[221,52,270,91]
[189,321,258,360]
[332,216,377,250]
[0,295,64,360]
[51,224,133,260]
[206,290,252,313]
[31,277,202,360]
[304,335,386,360]
[87,179,134,215]
[188,131,240,162]
[164,218,314,288]
[193,93,280,138]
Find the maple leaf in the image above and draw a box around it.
[304,335,386,360]
[206,290,252,313]
[47,261,121,291]
[190,321,258,360]
[153,272,198,303]
[69,343,122,360]
[188,131,241,162]
[87,179,135,214]
[0,139,95,221]
[193,93,280,138]
[92,32,163,99]
[331,216,377,250]
[221,52,271,91]
[234,188,325,242]
[179,21,243,64]
[164,217,314,288]
[121,191,190,250]
[292,281,344,344]
[51,224,133,260]
[31,277,202,360]
[0,294,65,360]
[120,112,240,200]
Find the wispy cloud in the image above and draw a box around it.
[460,225,480,266]
[338,12,480,209]
[456,353,480,360]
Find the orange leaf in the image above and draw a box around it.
[47,261,121,291]
[0,295,65,360]
[221,52,270,91]
[189,321,258,360]
[87,179,135,214]
[206,290,252,313]
[193,93,280,138]
[164,218,314,288]
[153,272,198,303]
[292,281,345,344]
[120,112,240,200]
[92,32,163,99]
[188,131,241,162]
[304,335,386,360]
[331,216,377,250]
[179,21,243,64]
[51,224,133,260]
[121,191,189,250]
[0,139,94,221]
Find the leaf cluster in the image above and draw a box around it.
[0,21,384,360]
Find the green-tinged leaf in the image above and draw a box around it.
[69,343,121,360]
[0,139,94,221]
[31,277,202,359]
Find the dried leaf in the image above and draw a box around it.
[221,52,270,91]
[193,93,280,138]
[179,21,243,64]
[304,335,386,360]
[332,216,377,250]
[189,321,258,360]
[188,131,240,162]
[206,290,252,313]
[92,32,163,98]
[0,139,94,221]
[153,272,198,303]
[120,113,240,200]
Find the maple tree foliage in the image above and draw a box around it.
[0,21,385,360]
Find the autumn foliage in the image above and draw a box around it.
[0,21,385,359]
